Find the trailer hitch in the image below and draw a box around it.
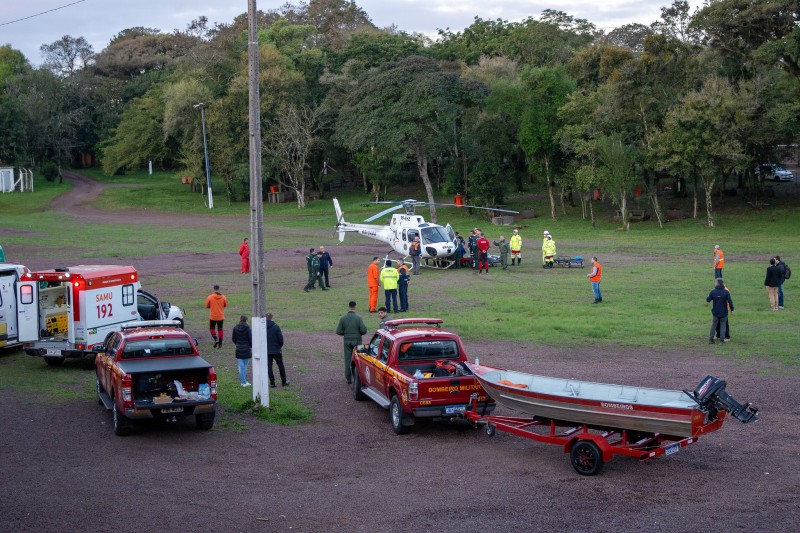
[684,375,759,424]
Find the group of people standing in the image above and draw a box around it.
[368,257,411,313]
[706,245,789,344]
[304,246,334,292]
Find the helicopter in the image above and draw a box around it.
[333,198,518,269]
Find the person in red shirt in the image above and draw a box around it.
[476,232,491,274]
[367,257,380,312]
[239,237,250,273]
[205,285,228,348]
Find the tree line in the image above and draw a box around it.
[0,0,797,227]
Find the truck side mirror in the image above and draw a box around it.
[92,345,105,354]
[355,344,365,354]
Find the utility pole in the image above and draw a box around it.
[248,0,268,406]
[193,102,214,209]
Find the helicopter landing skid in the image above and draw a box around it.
[423,258,456,269]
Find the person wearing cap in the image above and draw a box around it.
[542,233,556,269]
[510,229,522,266]
[713,245,724,279]
[707,278,733,343]
[367,257,380,312]
[409,235,422,274]
[587,257,603,303]
[380,259,400,313]
[493,235,510,270]
[336,301,367,384]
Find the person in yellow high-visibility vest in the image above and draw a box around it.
[379,259,400,313]
[510,229,522,265]
[542,232,556,268]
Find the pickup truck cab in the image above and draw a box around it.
[351,318,495,434]
[95,321,217,436]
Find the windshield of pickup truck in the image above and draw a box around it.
[398,340,459,362]
[122,338,195,359]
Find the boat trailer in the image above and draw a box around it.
[463,375,758,476]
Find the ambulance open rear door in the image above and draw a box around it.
[16,281,39,342]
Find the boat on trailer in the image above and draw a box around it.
[463,362,758,475]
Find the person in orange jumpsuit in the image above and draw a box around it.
[367,256,380,312]
[239,237,250,273]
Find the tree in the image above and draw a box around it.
[650,77,748,227]
[40,35,94,77]
[334,56,471,223]
[264,104,321,208]
[596,134,639,230]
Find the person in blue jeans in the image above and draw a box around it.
[231,315,252,387]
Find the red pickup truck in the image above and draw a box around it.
[94,322,217,436]
[351,318,495,434]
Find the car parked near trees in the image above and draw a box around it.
[756,164,794,182]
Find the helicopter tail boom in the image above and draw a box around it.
[333,198,346,243]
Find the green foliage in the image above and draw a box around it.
[41,161,59,182]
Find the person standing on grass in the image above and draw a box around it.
[266,312,288,388]
[319,246,333,288]
[510,229,522,266]
[493,236,510,270]
[587,257,603,303]
[397,261,411,312]
[205,285,228,348]
[239,237,250,274]
[367,256,380,312]
[765,258,782,311]
[380,260,400,313]
[231,315,252,387]
[774,255,786,309]
[713,245,725,279]
[315,251,327,290]
[336,301,367,384]
[707,278,733,343]
[476,232,491,273]
[409,236,422,274]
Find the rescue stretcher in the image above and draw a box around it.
[552,256,584,268]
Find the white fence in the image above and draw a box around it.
[0,167,34,192]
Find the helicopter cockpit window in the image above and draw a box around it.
[420,226,450,244]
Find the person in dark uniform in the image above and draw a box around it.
[315,251,327,290]
[493,236,510,270]
[265,312,289,387]
[319,246,333,288]
[304,248,316,292]
[397,261,411,312]
[335,301,368,384]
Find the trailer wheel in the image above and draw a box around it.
[390,396,410,435]
[352,368,366,401]
[44,356,65,367]
[570,440,604,476]
[486,423,496,437]
[112,403,131,436]
[195,412,215,430]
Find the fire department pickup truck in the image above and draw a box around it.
[351,318,495,434]
[94,322,217,436]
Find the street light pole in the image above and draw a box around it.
[193,102,214,209]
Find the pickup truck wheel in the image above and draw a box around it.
[96,374,105,405]
[390,396,410,435]
[195,412,215,430]
[352,368,366,401]
[113,403,132,436]
[44,356,65,367]
[570,440,604,476]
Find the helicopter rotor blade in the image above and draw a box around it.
[364,204,405,222]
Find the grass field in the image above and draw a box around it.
[1,172,797,414]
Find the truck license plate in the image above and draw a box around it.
[46,349,61,356]
[161,407,183,414]
[665,443,680,456]
[445,405,465,415]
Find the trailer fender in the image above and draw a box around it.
[564,434,613,463]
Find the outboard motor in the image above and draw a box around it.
[686,375,759,423]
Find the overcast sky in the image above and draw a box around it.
[2,0,703,67]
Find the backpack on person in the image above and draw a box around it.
[784,263,791,280]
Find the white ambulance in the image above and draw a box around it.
[0,264,184,365]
